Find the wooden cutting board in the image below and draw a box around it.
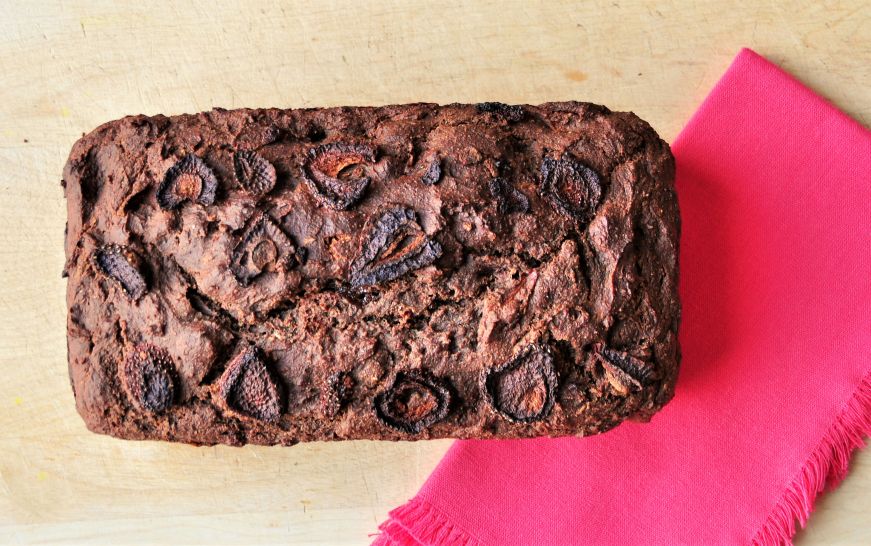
[1,1,868,543]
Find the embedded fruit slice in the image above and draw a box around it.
[322,371,355,419]
[230,213,297,286]
[121,344,176,412]
[489,177,530,214]
[349,207,442,288]
[303,143,375,210]
[93,244,148,301]
[483,344,558,422]
[216,345,283,423]
[234,150,276,197]
[595,347,656,396]
[374,371,452,434]
[540,156,603,225]
[157,155,218,210]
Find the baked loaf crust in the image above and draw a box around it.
[63,102,680,446]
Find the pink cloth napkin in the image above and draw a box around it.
[374,49,871,546]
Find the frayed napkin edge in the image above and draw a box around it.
[751,370,871,545]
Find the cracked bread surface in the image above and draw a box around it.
[63,101,679,446]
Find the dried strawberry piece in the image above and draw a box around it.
[488,177,530,214]
[540,156,603,224]
[349,207,442,288]
[420,158,442,186]
[234,150,276,197]
[374,371,452,434]
[483,344,558,422]
[157,155,218,210]
[230,213,298,286]
[303,143,375,210]
[121,344,175,412]
[476,102,525,122]
[217,345,283,423]
[322,371,355,419]
[595,346,656,396]
[93,244,148,300]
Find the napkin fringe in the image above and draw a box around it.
[374,373,870,546]
[373,496,479,546]
[752,371,871,545]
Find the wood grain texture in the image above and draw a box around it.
[0,0,867,543]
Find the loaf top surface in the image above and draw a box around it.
[63,102,680,445]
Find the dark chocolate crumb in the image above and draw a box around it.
[421,158,442,186]
[476,102,526,122]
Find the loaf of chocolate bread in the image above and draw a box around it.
[63,101,680,446]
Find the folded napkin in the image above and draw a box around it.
[374,49,871,546]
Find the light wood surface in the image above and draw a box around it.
[1,1,868,544]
